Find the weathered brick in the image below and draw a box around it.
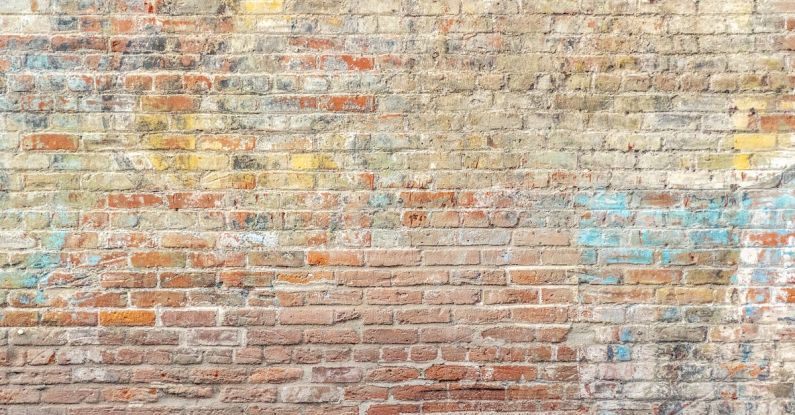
[21,133,79,151]
[0,1,791,412]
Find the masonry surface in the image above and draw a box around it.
[0,0,794,414]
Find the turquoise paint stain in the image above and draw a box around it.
[660,250,678,265]
[580,249,597,265]
[577,229,621,247]
[661,307,681,322]
[740,344,752,363]
[667,210,721,227]
[604,248,653,265]
[689,229,732,247]
[743,306,759,320]
[368,193,392,208]
[726,209,751,227]
[85,255,102,266]
[26,253,60,269]
[574,192,628,210]
[607,345,631,362]
[0,272,44,289]
[25,54,50,70]
[14,291,46,305]
[619,327,633,342]
[44,231,68,250]
[578,273,621,285]
[751,270,769,285]
[34,290,46,305]
[772,194,795,209]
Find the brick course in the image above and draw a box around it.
[1,0,795,413]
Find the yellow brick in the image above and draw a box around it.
[694,154,733,170]
[148,154,170,170]
[173,154,228,170]
[201,172,256,189]
[259,173,314,189]
[779,98,795,111]
[143,134,196,150]
[733,154,752,170]
[733,134,776,150]
[732,97,770,111]
[240,0,283,14]
[134,114,168,132]
[289,154,338,170]
[173,114,226,132]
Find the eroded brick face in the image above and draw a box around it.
[1,0,794,413]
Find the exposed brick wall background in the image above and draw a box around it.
[1,0,794,413]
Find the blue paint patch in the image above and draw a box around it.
[604,248,653,265]
[772,194,795,209]
[368,193,392,208]
[661,307,682,322]
[751,270,769,285]
[25,55,50,70]
[0,272,44,289]
[743,306,759,320]
[580,249,597,265]
[577,229,621,247]
[740,344,752,363]
[727,210,750,227]
[85,255,102,266]
[660,250,679,265]
[25,253,60,269]
[689,229,732,247]
[619,327,633,342]
[667,210,721,227]
[43,231,68,250]
[574,192,628,210]
[578,273,621,285]
[607,344,631,361]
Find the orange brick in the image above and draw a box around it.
[21,134,78,151]
[99,310,155,326]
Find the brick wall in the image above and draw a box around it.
[1,0,794,413]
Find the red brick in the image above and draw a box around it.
[21,133,78,151]
[130,251,186,268]
[307,250,364,266]
[162,310,216,327]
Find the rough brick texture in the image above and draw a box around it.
[1,0,794,414]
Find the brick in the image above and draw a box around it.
[130,251,186,268]
[140,95,199,112]
[307,250,364,266]
[107,193,164,209]
[99,310,155,327]
[161,310,216,327]
[1,1,792,411]
[21,133,78,151]
[249,367,303,383]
